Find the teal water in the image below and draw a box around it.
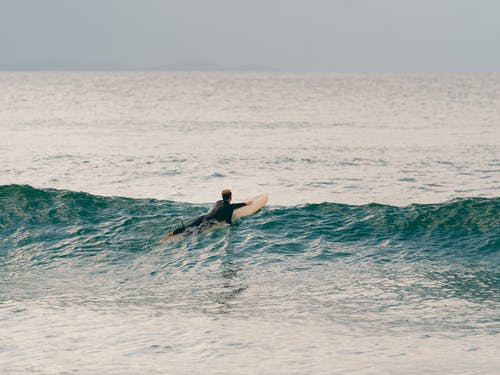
[2,185,498,268]
[1,72,499,373]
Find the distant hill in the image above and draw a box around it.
[155,60,226,71]
[0,59,131,71]
[154,60,277,72]
[0,59,278,72]
[233,64,278,72]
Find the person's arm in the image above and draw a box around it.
[230,202,247,209]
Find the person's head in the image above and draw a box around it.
[221,189,232,202]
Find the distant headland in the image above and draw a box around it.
[0,59,278,72]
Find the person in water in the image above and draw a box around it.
[163,189,249,240]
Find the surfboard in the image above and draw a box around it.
[232,193,268,221]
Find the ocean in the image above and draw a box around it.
[0,72,499,374]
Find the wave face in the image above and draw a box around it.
[1,184,498,267]
[1,185,500,373]
[0,185,498,328]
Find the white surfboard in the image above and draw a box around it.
[232,193,268,221]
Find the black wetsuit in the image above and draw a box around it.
[173,200,246,235]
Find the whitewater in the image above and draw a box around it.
[0,72,499,374]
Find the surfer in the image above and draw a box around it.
[163,189,249,240]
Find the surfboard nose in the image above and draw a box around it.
[232,193,269,220]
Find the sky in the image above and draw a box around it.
[0,0,499,71]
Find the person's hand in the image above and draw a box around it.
[162,232,174,241]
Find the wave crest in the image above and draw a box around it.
[0,185,498,266]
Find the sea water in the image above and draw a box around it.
[0,72,499,374]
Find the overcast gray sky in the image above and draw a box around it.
[0,0,499,71]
